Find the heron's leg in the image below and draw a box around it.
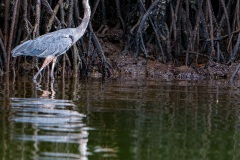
[33,56,55,81]
[50,57,58,80]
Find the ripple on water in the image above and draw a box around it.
[10,97,92,141]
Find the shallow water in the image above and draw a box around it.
[1,77,240,159]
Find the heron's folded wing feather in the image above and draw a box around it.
[12,30,74,58]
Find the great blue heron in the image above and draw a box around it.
[12,0,90,81]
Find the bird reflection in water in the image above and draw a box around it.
[10,81,90,159]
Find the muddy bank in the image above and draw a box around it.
[104,55,238,81]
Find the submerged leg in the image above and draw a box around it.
[33,56,55,81]
[50,57,58,80]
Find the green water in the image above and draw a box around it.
[1,78,240,160]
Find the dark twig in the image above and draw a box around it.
[0,35,7,68]
[46,0,63,33]
[3,0,10,48]
[33,0,41,38]
[89,23,112,77]
[228,33,240,64]
[135,0,165,59]
[91,0,101,19]
[115,0,125,30]
[42,0,61,31]
[207,0,216,57]
[230,63,240,83]
[8,0,20,74]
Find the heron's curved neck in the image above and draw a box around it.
[74,0,91,43]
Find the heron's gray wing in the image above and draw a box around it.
[12,29,74,58]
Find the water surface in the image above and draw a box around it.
[1,78,240,159]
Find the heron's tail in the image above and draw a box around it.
[12,40,32,57]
